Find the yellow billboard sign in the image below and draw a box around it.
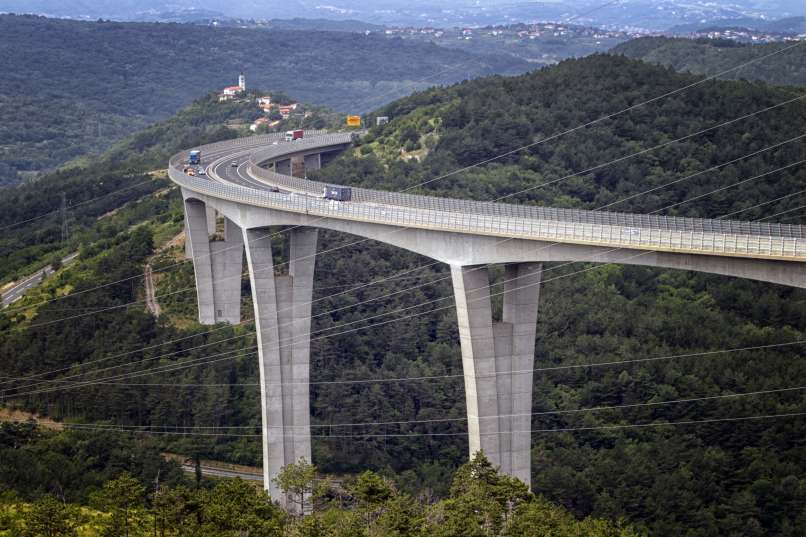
[346,115,362,127]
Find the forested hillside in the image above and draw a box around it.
[613,37,806,88]
[0,92,268,284]
[0,432,639,537]
[0,14,529,186]
[313,54,806,535]
[2,53,806,537]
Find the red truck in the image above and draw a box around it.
[285,129,304,142]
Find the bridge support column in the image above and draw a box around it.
[303,153,321,177]
[185,206,217,259]
[243,226,318,510]
[451,262,542,488]
[275,159,292,176]
[184,199,243,325]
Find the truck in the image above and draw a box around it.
[323,185,352,201]
[188,150,201,165]
[285,129,304,142]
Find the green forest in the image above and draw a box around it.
[0,424,639,536]
[1,50,806,536]
[0,14,529,186]
[613,38,806,89]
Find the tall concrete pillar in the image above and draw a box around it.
[275,159,292,176]
[185,206,216,259]
[206,206,217,234]
[183,198,243,325]
[303,153,321,177]
[243,226,318,509]
[320,150,340,168]
[451,262,542,488]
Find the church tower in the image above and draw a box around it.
[239,72,246,92]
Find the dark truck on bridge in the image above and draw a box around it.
[323,186,352,201]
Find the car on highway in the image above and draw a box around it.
[197,168,206,176]
[231,161,238,167]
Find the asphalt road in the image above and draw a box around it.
[181,462,263,482]
[2,252,79,308]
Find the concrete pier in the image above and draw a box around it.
[303,153,321,177]
[275,159,292,176]
[451,263,542,487]
[243,226,318,508]
[183,199,244,324]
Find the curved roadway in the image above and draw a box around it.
[169,132,806,263]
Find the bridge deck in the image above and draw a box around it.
[169,133,806,262]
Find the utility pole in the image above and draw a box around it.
[60,192,69,243]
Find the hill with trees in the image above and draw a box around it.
[668,16,806,35]
[613,37,806,88]
[0,14,529,186]
[1,53,806,536]
[0,433,640,537]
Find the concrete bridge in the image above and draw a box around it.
[168,132,806,504]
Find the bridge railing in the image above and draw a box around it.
[169,164,806,261]
[245,135,806,241]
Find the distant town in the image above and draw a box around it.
[380,22,642,42]
[203,19,805,67]
[217,74,306,132]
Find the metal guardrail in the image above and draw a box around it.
[169,134,806,261]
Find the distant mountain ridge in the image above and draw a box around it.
[668,15,806,34]
[613,37,806,88]
[2,0,805,30]
[0,13,529,186]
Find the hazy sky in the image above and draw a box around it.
[1,0,804,29]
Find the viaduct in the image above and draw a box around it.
[168,132,806,505]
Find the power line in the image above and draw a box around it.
[6,152,805,397]
[6,230,805,400]
[15,411,805,439]
[317,411,806,439]
[60,192,69,243]
[398,40,805,193]
[718,188,806,221]
[59,384,803,430]
[0,177,159,233]
[0,251,453,390]
[21,338,806,390]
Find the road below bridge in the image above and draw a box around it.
[1,252,79,308]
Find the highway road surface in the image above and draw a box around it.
[1,252,79,308]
